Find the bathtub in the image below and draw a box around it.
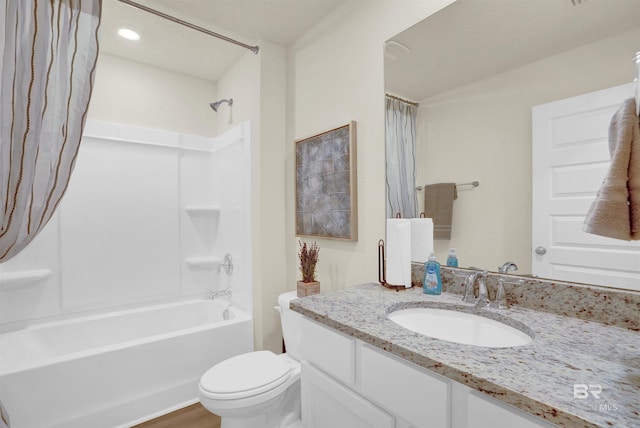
[0,299,253,428]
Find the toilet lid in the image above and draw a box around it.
[200,351,292,399]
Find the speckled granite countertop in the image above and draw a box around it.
[290,283,640,428]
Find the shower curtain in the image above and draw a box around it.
[385,96,418,218]
[0,0,101,263]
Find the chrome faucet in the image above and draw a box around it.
[498,261,518,274]
[462,271,489,306]
[209,288,231,300]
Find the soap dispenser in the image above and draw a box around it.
[446,248,458,267]
[423,253,442,295]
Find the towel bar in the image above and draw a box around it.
[415,181,479,191]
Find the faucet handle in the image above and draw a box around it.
[490,278,523,309]
[218,253,233,275]
[475,271,490,307]
[491,279,509,309]
[462,272,478,303]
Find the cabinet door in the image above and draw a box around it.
[301,317,356,386]
[302,361,395,428]
[359,344,450,428]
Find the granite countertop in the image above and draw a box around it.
[290,283,640,428]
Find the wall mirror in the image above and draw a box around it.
[384,0,640,289]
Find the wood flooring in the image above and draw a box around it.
[133,403,221,428]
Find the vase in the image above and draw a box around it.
[297,280,320,297]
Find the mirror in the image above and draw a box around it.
[384,0,640,287]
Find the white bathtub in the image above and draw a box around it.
[0,299,253,428]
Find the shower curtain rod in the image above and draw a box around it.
[116,0,259,54]
[385,93,419,107]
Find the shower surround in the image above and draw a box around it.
[0,120,253,425]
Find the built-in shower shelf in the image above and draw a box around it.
[185,205,220,215]
[185,257,221,269]
[0,269,52,290]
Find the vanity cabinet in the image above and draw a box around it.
[300,317,557,428]
[359,343,450,427]
[302,361,395,428]
[454,387,557,428]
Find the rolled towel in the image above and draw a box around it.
[583,98,638,240]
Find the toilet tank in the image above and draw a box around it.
[278,291,303,361]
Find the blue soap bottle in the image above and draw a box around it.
[446,248,458,267]
[423,253,442,295]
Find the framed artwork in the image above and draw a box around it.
[295,121,358,241]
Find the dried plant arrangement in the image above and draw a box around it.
[298,241,320,283]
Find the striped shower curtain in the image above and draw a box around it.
[385,96,418,218]
[0,0,101,262]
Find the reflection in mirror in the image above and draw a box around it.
[385,94,419,219]
[384,0,640,290]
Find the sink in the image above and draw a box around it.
[387,306,533,348]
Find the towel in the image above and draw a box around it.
[583,98,640,240]
[0,399,9,428]
[424,183,457,239]
[630,100,640,239]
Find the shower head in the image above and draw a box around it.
[209,98,233,112]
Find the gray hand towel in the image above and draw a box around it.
[0,399,10,428]
[583,98,639,240]
[424,183,457,240]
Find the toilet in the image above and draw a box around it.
[199,291,303,428]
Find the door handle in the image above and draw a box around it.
[535,246,547,255]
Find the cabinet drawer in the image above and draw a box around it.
[301,317,356,385]
[467,391,558,428]
[360,343,450,428]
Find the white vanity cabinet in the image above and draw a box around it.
[302,361,395,428]
[300,317,395,428]
[359,343,450,427]
[300,317,557,428]
[453,386,558,428]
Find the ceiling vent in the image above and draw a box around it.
[384,40,410,61]
[564,0,589,7]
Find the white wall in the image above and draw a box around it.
[88,54,218,137]
[215,41,287,353]
[416,28,639,272]
[285,1,455,294]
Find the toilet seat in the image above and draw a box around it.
[200,351,292,400]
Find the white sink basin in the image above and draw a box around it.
[388,307,533,348]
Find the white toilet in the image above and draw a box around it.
[199,291,303,428]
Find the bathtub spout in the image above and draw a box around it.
[209,289,231,300]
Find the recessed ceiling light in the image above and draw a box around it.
[118,27,141,41]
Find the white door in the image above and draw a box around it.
[532,83,640,290]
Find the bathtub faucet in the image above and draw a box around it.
[209,289,231,300]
